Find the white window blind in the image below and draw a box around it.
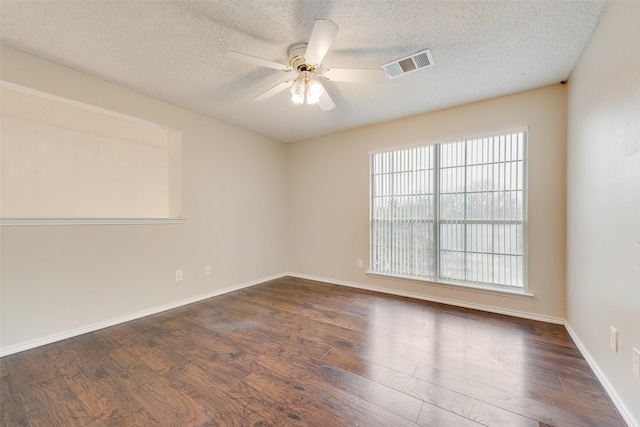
[371,130,527,291]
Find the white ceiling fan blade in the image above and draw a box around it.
[305,19,339,67]
[318,87,336,112]
[253,80,294,101]
[226,51,290,71]
[323,68,387,84]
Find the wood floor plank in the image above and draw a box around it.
[408,346,611,414]
[412,361,625,426]
[0,276,625,426]
[235,287,370,333]
[109,364,218,426]
[91,328,238,425]
[2,346,95,426]
[416,402,485,427]
[276,318,419,375]
[241,370,357,427]
[174,302,287,354]
[48,336,163,426]
[403,346,566,393]
[246,279,359,309]
[389,315,589,380]
[2,346,59,388]
[0,372,29,426]
[183,293,294,331]
[322,347,541,427]
[166,363,295,427]
[404,345,567,392]
[256,341,424,422]
[140,314,261,370]
[560,376,614,404]
[262,330,333,360]
[106,321,254,388]
[244,363,421,427]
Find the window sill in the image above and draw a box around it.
[0,218,186,227]
[366,271,534,300]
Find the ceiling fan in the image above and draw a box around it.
[226,19,387,111]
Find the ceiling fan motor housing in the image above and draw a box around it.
[288,42,316,72]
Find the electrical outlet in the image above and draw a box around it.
[205,266,211,275]
[633,348,640,377]
[356,259,363,269]
[175,269,183,282]
[610,327,618,352]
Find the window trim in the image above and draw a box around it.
[369,127,529,294]
[365,270,535,299]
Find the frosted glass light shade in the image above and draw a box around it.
[290,74,323,105]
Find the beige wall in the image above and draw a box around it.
[0,46,289,352]
[566,1,640,424]
[288,84,567,321]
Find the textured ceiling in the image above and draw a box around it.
[0,1,608,143]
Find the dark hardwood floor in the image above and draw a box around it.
[1,276,626,426]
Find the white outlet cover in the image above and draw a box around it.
[633,348,640,377]
[175,269,183,281]
[610,327,618,352]
[205,266,211,275]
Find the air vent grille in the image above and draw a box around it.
[382,48,434,80]
[383,62,403,78]
[413,51,432,68]
[398,58,416,73]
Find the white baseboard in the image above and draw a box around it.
[287,272,565,324]
[0,272,287,358]
[564,322,638,427]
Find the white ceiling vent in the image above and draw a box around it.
[381,49,434,79]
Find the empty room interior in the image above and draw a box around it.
[1,1,639,426]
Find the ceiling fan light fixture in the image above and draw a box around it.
[229,19,369,111]
[291,80,305,104]
[290,72,323,105]
[306,79,323,104]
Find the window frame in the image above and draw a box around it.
[369,128,529,295]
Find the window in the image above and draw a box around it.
[370,130,527,292]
